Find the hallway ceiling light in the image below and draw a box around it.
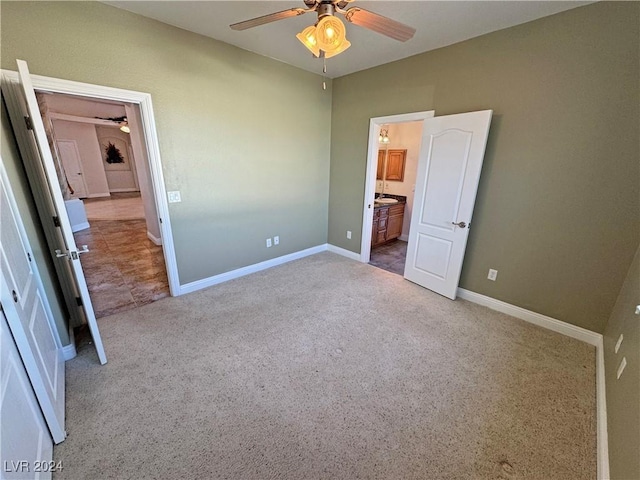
[119,117,131,134]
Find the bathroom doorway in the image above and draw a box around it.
[364,114,431,275]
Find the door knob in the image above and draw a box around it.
[451,221,467,228]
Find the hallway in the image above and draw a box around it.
[74,217,169,318]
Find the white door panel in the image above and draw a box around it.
[1,312,54,480]
[10,59,106,364]
[0,162,65,444]
[56,140,87,199]
[404,110,492,299]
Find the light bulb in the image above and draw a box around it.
[316,16,348,55]
[296,25,320,57]
[120,124,131,134]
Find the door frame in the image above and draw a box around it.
[1,69,180,295]
[360,110,435,263]
[55,138,89,199]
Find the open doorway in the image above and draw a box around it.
[37,92,170,317]
[369,120,423,275]
[360,111,435,274]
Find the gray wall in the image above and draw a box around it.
[328,2,639,333]
[1,1,332,285]
[1,100,70,345]
[603,246,640,480]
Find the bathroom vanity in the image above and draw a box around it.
[372,201,405,247]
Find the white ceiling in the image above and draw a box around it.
[103,1,591,78]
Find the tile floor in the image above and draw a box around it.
[74,219,170,318]
[83,192,145,221]
[369,240,408,276]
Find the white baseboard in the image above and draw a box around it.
[147,231,162,246]
[327,244,360,261]
[109,188,140,193]
[62,324,77,361]
[178,244,328,295]
[398,234,409,242]
[456,287,609,479]
[595,336,610,480]
[456,288,601,345]
[87,193,110,198]
[71,221,90,233]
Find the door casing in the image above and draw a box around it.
[360,110,435,263]
[1,68,180,296]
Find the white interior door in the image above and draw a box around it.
[56,139,88,198]
[1,310,54,479]
[0,162,65,444]
[404,110,492,299]
[13,59,106,364]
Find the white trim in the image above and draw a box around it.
[61,344,76,361]
[327,244,361,261]
[361,110,435,264]
[49,112,121,127]
[108,188,140,193]
[398,234,409,242]
[62,324,77,361]
[70,221,90,233]
[179,244,328,295]
[456,288,600,345]
[456,287,609,479]
[86,193,111,199]
[147,231,162,246]
[595,336,610,480]
[1,68,181,296]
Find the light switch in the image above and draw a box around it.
[167,191,181,203]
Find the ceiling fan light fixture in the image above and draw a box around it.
[296,25,320,57]
[120,123,131,134]
[315,15,348,54]
[324,38,351,58]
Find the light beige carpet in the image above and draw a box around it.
[55,252,596,479]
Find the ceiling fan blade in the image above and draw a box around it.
[230,8,313,31]
[343,7,416,42]
[336,0,355,9]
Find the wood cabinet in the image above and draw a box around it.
[372,203,405,247]
[376,149,407,181]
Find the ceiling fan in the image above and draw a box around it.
[230,0,416,59]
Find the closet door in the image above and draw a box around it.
[0,161,66,443]
[1,310,54,479]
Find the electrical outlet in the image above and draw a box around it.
[266,238,272,248]
[274,236,279,245]
[347,230,352,240]
[167,191,181,203]
[615,334,624,354]
[487,269,498,281]
[617,357,627,380]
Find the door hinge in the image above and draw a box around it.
[53,216,61,227]
[75,296,83,307]
[24,116,33,130]
[27,252,32,262]
[159,217,163,224]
